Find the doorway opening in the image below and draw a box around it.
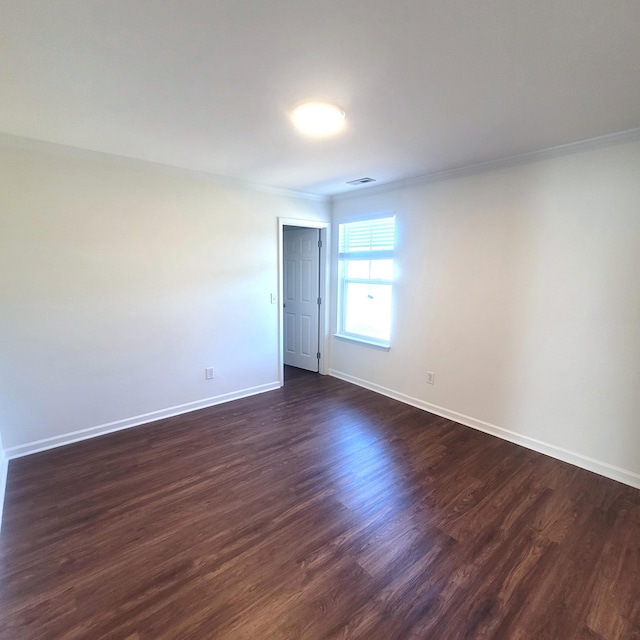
[283,226,321,373]
[278,218,329,386]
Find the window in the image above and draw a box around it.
[337,215,395,347]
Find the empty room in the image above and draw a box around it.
[0,1,639,638]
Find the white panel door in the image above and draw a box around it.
[283,227,320,372]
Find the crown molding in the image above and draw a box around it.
[3,127,639,204]
[332,127,640,202]
[0,132,329,203]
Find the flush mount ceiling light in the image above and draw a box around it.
[290,101,345,137]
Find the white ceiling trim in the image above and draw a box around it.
[332,128,640,202]
[2,126,639,203]
[0,132,329,203]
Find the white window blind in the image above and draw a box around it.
[338,216,395,256]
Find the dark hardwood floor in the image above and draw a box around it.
[1,367,639,639]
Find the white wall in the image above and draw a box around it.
[1,136,638,491]
[330,140,640,487]
[0,140,329,454]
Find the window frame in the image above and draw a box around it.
[335,214,395,349]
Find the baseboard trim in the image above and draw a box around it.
[5,381,281,460]
[329,369,640,490]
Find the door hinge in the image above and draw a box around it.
[317,297,321,305]
[318,239,322,248]
[317,352,321,359]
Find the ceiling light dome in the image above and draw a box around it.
[291,101,345,137]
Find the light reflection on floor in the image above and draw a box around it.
[329,418,407,517]
[323,417,428,570]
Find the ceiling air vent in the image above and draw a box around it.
[346,177,376,185]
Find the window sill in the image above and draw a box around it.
[333,334,391,351]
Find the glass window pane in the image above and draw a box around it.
[370,259,393,281]
[344,283,392,342]
[346,260,370,279]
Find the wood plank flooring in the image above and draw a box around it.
[1,366,639,639]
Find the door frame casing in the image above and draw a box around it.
[278,217,330,385]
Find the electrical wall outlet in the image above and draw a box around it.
[205,367,214,380]
[426,371,435,385]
